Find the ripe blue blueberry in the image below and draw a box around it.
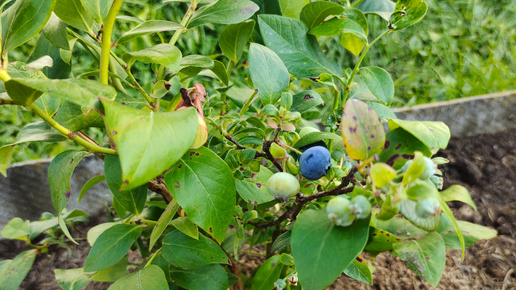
[299,146,331,180]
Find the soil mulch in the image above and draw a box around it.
[1,129,515,289]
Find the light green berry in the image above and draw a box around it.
[327,196,355,226]
[350,195,372,219]
[415,197,441,218]
[267,172,300,199]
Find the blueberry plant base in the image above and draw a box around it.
[1,129,514,289]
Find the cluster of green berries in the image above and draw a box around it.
[326,195,371,227]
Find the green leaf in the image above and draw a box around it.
[368,102,396,122]
[393,232,445,287]
[438,196,465,258]
[4,79,43,106]
[189,0,259,27]
[1,0,56,52]
[291,210,370,290]
[180,55,214,68]
[279,0,308,19]
[378,128,432,169]
[1,217,30,240]
[162,230,228,269]
[251,255,284,290]
[104,155,148,215]
[117,20,184,44]
[0,250,36,290]
[370,162,396,187]
[364,227,402,253]
[84,224,143,272]
[356,0,395,21]
[91,256,128,282]
[54,102,104,132]
[78,175,106,203]
[373,216,427,238]
[399,199,441,231]
[102,100,198,190]
[108,265,168,290]
[149,200,179,250]
[248,43,289,105]
[259,14,341,77]
[6,78,116,109]
[359,67,394,105]
[123,44,182,72]
[310,18,367,41]
[164,147,236,243]
[54,268,91,290]
[42,13,70,50]
[169,264,229,290]
[35,94,61,117]
[170,216,199,240]
[440,185,477,211]
[81,0,114,23]
[341,99,385,161]
[300,1,345,29]
[293,131,341,149]
[49,150,89,214]
[339,32,366,56]
[271,231,291,252]
[289,90,322,113]
[438,215,496,249]
[87,222,119,246]
[235,165,274,204]
[388,119,450,154]
[343,256,372,285]
[54,0,94,31]
[209,60,229,86]
[389,0,428,31]
[0,145,14,176]
[219,20,255,64]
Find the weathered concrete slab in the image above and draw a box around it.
[392,90,516,137]
[0,155,111,234]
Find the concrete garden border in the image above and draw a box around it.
[1,90,515,234]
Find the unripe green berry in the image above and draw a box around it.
[274,279,287,290]
[350,195,372,219]
[327,196,355,226]
[415,197,441,218]
[419,157,435,180]
[267,172,300,199]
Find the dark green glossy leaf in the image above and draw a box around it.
[290,90,324,113]
[248,43,289,105]
[293,131,341,149]
[310,18,366,41]
[291,210,370,290]
[389,0,428,31]
[162,230,228,269]
[117,20,184,44]
[300,1,345,29]
[102,100,198,190]
[84,224,143,271]
[108,265,168,290]
[78,175,106,203]
[49,150,89,214]
[164,147,236,243]
[54,0,94,31]
[341,99,385,161]
[219,20,255,64]
[42,13,69,50]
[169,264,229,290]
[235,165,274,204]
[1,0,56,52]
[259,14,341,77]
[251,255,283,290]
[359,67,394,105]
[104,155,148,215]
[189,0,259,27]
[393,232,445,287]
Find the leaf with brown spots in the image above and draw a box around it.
[341,99,385,161]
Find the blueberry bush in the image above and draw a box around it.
[0,0,497,289]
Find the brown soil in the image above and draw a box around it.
[1,129,515,289]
